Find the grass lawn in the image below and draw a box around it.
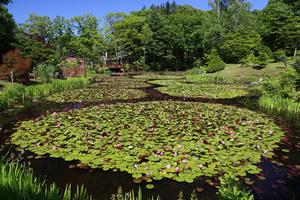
[0,80,17,91]
[186,62,288,83]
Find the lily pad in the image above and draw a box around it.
[11,101,284,183]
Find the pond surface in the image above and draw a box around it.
[0,76,299,200]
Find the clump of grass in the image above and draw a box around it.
[0,78,89,112]
[0,157,92,200]
[217,178,254,200]
[111,187,160,200]
[259,95,300,116]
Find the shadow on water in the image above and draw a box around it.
[0,76,299,200]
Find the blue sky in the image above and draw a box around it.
[6,0,268,24]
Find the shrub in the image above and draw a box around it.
[206,55,226,73]
[241,52,269,69]
[33,63,56,83]
[293,57,300,73]
[255,51,270,69]
[273,49,288,63]
[240,53,258,67]
[256,68,298,98]
[60,59,79,68]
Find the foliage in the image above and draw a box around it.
[133,74,184,80]
[0,5,16,56]
[152,80,248,99]
[220,31,263,63]
[0,77,89,112]
[110,187,160,200]
[47,87,145,103]
[12,101,284,183]
[0,49,32,83]
[218,178,254,200]
[33,63,56,83]
[262,0,300,54]
[259,95,300,116]
[241,52,270,69]
[206,51,226,73]
[0,157,92,200]
[256,68,300,115]
[293,57,300,73]
[60,59,79,68]
[256,68,298,99]
[273,49,288,63]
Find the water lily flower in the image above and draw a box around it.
[177,145,182,148]
[166,164,171,169]
[134,164,138,168]
[52,146,58,151]
[182,159,188,163]
[173,152,177,157]
[175,167,180,173]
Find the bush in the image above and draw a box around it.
[293,57,300,73]
[256,68,298,98]
[60,59,79,68]
[33,63,56,83]
[206,55,226,73]
[273,49,288,63]
[241,52,269,69]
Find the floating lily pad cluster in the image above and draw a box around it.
[133,74,184,80]
[47,87,146,103]
[151,80,248,99]
[11,101,284,183]
[98,77,151,89]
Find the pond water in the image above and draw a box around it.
[0,77,299,200]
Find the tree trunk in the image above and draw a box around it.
[294,48,298,60]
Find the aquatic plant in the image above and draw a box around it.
[259,96,300,116]
[0,77,89,112]
[47,87,146,103]
[111,187,160,200]
[150,80,248,99]
[0,157,92,200]
[12,101,284,184]
[133,74,184,80]
[217,178,254,200]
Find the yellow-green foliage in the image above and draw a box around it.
[0,157,92,200]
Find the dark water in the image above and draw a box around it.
[0,78,299,200]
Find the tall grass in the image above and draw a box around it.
[217,178,254,200]
[0,78,89,112]
[0,157,92,200]
[111,187,160,200]
[259,95,300,116]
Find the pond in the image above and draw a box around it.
[0,75,299,200]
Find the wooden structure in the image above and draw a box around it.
[104,56,130,75]
[61,57,87,78]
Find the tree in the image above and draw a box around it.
[262,0,300,54]
[0,5,16,58]
[70,15,105,63]
[220,31,263,63]
[0,0,11,5]
[206,49,226,73]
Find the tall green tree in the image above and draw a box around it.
[0,5,16,57]
[262,0,300,54]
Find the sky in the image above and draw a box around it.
[6,0,269,24]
